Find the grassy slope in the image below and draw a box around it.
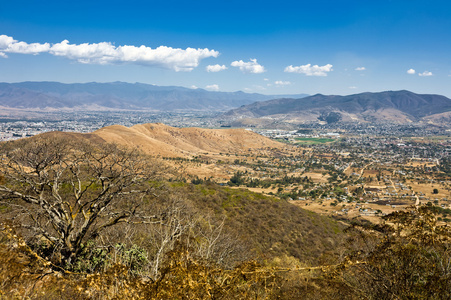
[172,182,346,265]
[0,132,346,266]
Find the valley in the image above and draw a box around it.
[3,0,451,296]
[12,121,450,225]
[1,119,451,298]
[1,83,451,299]
[155,127,451,225]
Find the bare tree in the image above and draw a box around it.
[145,194,195,278]
[0,135,160,268]
[190,215,250,268]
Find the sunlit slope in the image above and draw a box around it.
[93,123,282,157]
[223,90,451,124]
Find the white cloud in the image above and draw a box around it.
[190,85,198,89]
[284,63,333,76]
[275,80,291,86]
[0,35,50,57]
[231,58,265,74]
[349,86,357,89]
[0,34,219,71]
[0,35,14,49]
[263,78,269,81]
[407,68,416,75]
[206,64,227,72]
[205,84,219,91]
[418,71,433,77]
[355,67,366,71]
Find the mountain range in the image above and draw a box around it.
[0,81,307,112]
[2,82,451,125]
[222,90,451,125]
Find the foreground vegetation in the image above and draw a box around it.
[1,205,450,299]
[1,136,451,299]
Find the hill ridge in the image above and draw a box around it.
[223,90,451,124]
[93,123,283,157]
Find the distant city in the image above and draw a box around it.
[0,111,218,141]
[1,110,450,141]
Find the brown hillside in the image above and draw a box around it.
[93,123,283,157]
[18,130,107,144]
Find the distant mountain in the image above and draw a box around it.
[222,90,451,125]
[0,81,308,112]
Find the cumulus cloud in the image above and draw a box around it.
[275,80,291,86]
[206,64,227,72]
[0,35,219,71]
[205,84,219,91]
[231,58,265,74]
[0,35,14,49]
[418,71,433,77]
[284,63,333,76]
[0,35,50,56]
[355,67,366,71]
[407,68,416,75]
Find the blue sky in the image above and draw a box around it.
[1,0,451,96]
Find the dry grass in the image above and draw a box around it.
[94,123,283,158]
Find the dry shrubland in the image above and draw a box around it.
[1,136,451,299]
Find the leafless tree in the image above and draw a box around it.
[144,194,195,278]
[0,135,161,268]
[190,215,250,268]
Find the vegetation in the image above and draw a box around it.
[294,137,335,144]
[318,111,342,124]
[1,135,451,298]
[338,206,451,299]
[1,204,450,299]
[0,136,163,270]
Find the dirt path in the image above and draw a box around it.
[358,162,373,180]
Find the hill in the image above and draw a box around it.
[171,183,345,264]
[222,90,451,124]
[0,130,348,299]
[93,123,283,157]
[0,127,345,268]
[0,81,308,112]
[10,123,284,181]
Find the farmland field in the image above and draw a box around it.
[294,137,336,144]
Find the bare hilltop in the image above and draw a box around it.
[48,123,283,157]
